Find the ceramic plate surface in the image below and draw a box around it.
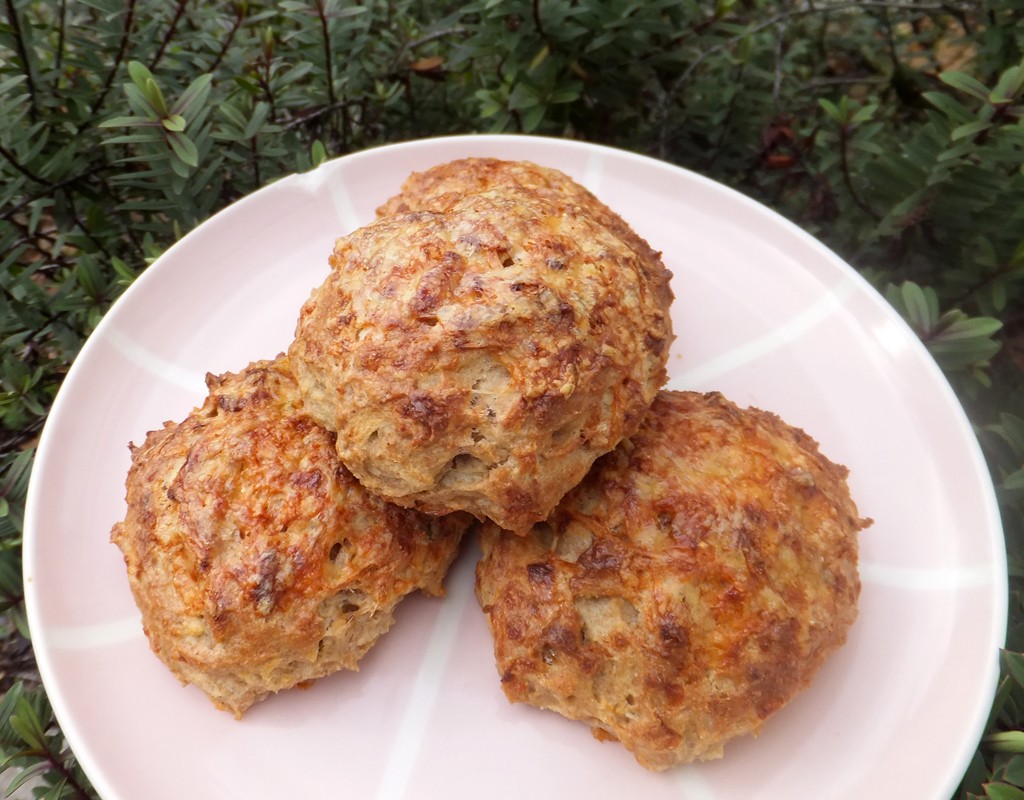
[24,135,1006,800]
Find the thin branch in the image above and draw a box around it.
[90,0,138,116]
[64,195,114,261]
[257,35,278,123]
[54,0,68,83]
[654,0,971,157]
[341,92,351,150]
[838,123,881,221]
[0,165,107,223]
[209,6,245,73]
[314,0,340,144]
[0,282,67,346]
[532,0,547,43]
[281,96,372,136]
[148,0,189,71]
[772,13,790,105]
[880,6,901,73]
[3,0,38,121]
[386,25,469,78]
[40,744,91,800]
[805,75,889,89]
[407,26,468,51]
[951,260,1017,307]
[704,61,747,171]
[249,135,262,187]
[0,142,46,184]
[94,173,146,259]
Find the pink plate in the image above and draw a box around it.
[24,135,1006,799]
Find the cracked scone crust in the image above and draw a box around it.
[290,167,673,533]
[110,356,469,718]
[475,390,869,769]
[376,157,663,269]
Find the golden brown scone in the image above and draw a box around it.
[376,158,663,268]
[111,356,470,718]
[475,390,869,770]
[290,170,673,533]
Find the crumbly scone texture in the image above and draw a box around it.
[475,390,869,770]
[376,157,663,268]
[290,165,674,533]
[110,356,470,718]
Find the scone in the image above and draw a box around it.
[475,390,869,769]
[376,157,663,268]
[290,166,673,533]
[111,356,470,717]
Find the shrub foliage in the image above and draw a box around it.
[1,1,1022,797]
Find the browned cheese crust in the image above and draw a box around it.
[375,157,663,269]
[110,356,470,718]
[290,161,674,533]
[475,390,870,769]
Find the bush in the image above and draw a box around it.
[1,1,1022,797]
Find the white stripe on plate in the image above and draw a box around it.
[374,563,472,800]
[859,562,994,590]
[104,326,206,392]
[582,148,606,194]
[670,275,859,390]
[328,173,362,235]
[46,614,143,650]
[674,764,716,800]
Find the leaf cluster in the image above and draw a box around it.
[0,683,90,800]
[0,1,1022,798]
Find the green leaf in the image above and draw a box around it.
[233,75,260,95]
[311,139,327,167]
[549,85,581,104]
[900,281,936,332]
[0,748,34,773]
[923,91,975,124]
[507,82,538,111]
[143,76,169,116]
[987,732,1024,753]
[953,120,994,140]
[521,104,545,132]
[102,132,166,146]
[1002,754,1024,786]
[941,70,991,101]
[528,45,549,71]
[219,102,248,130]
[167,152,193,179]
[991,65,1024,104]
[8,699,46,751]
[852,103,877,124]
[986,782,1024,800]
[3,762,45,795]
[1004,652,1024,691]
[123,83,158,118]
[935,315,1003,342]
[162,114,187,132]
[166,131,199,168]
[126,60,154,90]
[818,97,841,123]
[170,73,213,119]
[39,777,70,800]
[98,115,152,128]
[243,102,271,140]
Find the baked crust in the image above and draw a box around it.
[376,157,663,269]
[475,390,869,769]
[290,161,673,532]
[111,356,470,717]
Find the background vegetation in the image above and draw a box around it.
[0,0,1022,797]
